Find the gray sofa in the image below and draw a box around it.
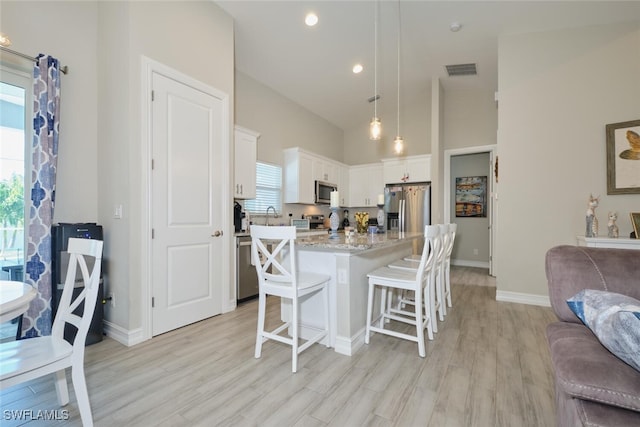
[545,245,640,426]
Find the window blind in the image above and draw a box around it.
[244,162,282,215]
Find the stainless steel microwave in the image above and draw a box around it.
[315,180,337,204]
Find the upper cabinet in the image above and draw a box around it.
[338,164,350,207]
[234,126,260,199]
[313,158,338,184]
[284,148,315,204]
[381,155,431,184]
[349,163,384,207]
[284,147,347,204]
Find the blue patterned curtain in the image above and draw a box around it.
[21,54,60,338]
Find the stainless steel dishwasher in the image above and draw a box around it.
[236,235,259,302]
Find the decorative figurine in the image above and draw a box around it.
[607,211,619,238]
[585,194,600,238]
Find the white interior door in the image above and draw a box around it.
[151,71,224,336]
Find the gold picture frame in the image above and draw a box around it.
[631,212,640,238]
[606,119,640,194]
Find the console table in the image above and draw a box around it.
[576,236,640,250]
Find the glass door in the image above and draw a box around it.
[0,66,30,341]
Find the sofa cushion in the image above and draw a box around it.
[547,322,640,412]
[567,289,640,372]
[555,375,640,427]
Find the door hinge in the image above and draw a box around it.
[152,297,155,308]
[151,90,155,101]
[151,229,155,239]
[151,159,154,170]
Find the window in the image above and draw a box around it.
[244,162,282,215]
[0,67,30,282]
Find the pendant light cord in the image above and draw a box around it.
[396,0,401,137]
[374,0,378,119]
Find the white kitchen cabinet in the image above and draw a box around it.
[382,155,431,184]
[313,157,338,184]
[284,148,315,204]
[234,126,260,199]
[338,164,350,207]
[285,147,347,204]
[349,163,383,207]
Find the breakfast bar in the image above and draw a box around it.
[283,231,423,356]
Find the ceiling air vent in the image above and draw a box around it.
[445,63,477,77]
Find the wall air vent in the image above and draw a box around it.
[445,63,477,77]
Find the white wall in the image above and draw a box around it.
[102,1,235,333]
[497,22,640,298]
[444,88,497,150]
[2,1,235,336]
[235,72,344,166]
[0,1,99,223]
[343,94,431,165]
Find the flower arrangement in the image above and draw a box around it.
[354,212,369,234]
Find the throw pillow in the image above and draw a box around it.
[567,289,640,372]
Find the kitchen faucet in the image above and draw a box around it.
[266,206,277,226]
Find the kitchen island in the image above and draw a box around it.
[283,231,423,356]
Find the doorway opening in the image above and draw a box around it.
[444,145,497,277]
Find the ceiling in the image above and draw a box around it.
[216,1,640,132]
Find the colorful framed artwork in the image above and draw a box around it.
[606,119,640,194]
[631,212,640,238]
[455,176,487,218]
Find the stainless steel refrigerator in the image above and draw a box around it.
[385,183,431,252]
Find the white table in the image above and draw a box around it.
[576,236,640,250]
[0,280,37,323]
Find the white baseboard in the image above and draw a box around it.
[495,290,551,307]
[222,300,237,314]
[334,328,366,356]
[103,321,146,346]
[451,259,490,269]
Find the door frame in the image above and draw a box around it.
[140,56,232,341]
[444,144,497,276]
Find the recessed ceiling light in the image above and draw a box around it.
[0,32,11,47]
[305,13,318,27]
[450,22,462,32]
[352,64,363,74]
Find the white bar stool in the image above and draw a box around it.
[250,225,330,373]
[389,224,446,326]
[364,225,440,357]
[443,223,457,309]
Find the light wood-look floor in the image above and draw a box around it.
[1,267,558,426]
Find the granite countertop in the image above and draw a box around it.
[296,231,423,253]
[235,229,329,238]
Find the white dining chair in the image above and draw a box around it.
[0,238,103,427]
[251,225,330,373]
[365,225,440,357]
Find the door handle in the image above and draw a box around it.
[212,230,223,237]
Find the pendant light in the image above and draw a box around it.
[369,0,382,141]
[393,0,404,155]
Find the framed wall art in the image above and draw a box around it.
[631,212,640,238]
[606,119,640,194]
[455,176,487,217]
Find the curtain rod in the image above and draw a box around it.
[0,46,68,74]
